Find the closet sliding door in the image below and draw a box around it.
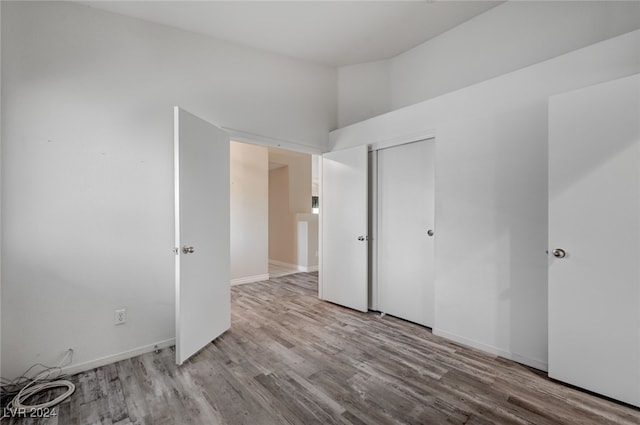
[377,139,435,327]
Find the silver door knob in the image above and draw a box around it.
[552,248,566,258]
[182,246,195,254]
[427,229,434,237]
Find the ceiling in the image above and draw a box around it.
[80,1,501,67]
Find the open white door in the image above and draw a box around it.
[548,75,640,407]
[321,145,368,312]
[174,107,230,365]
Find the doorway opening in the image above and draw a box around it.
[230,141,319,284]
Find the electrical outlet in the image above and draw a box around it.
[115,308,126,325]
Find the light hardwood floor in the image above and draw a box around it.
[5,272,640,424]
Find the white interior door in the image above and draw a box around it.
[548,75,640,407]
[174,107,230,365]
[321,145,368,312]
[377,139,435,327]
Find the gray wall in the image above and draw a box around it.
[338,1,640,127]
[1,1,336,378]
[331,30,640,370]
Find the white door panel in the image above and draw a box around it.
[548,75,640,407]
[378,140,435,327]
[175,107,230,365]
[321,145,368,312]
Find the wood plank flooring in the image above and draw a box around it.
[4,272,639,424]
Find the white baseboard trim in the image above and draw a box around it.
[61,338,175,376]
[433,328,548,372]
[269,259,318,273]
[300,265,318,273]
[268,259,298,268]
[231,274,270,286]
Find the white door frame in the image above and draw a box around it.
[224,127,323,156]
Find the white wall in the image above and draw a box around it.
[0,1,336,379]
[330,30,640,370]
[337,1,640,125]
[296,214,319,270]
[230,142,268,284]
[338,60,390,128]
